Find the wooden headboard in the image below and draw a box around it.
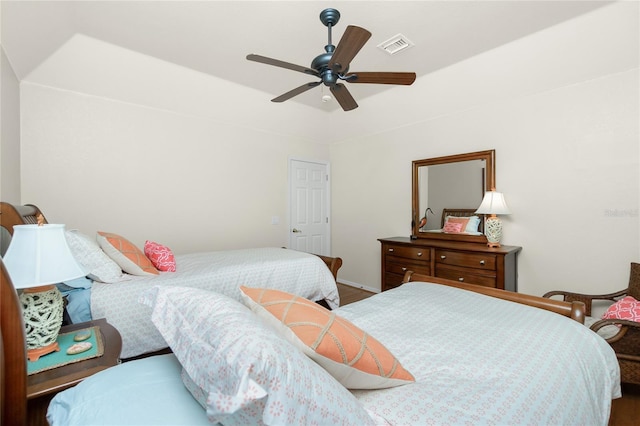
[441,208,484,233]
[0,202,48,257]
[1,259,28,426]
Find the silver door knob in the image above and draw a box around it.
[292,228,302,233]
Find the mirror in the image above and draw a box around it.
[412,150,495,243]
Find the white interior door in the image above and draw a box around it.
[289,159,330,255]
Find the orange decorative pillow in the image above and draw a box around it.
[97,232,159,276]
[602,296,640,323]
[144,240,176,272]
[239,286,415,390]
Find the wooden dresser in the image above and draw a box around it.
[379,237,522,292]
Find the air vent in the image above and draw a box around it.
[377,34,414,55]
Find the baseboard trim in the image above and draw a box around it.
[336,279,379,294]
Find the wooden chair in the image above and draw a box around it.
[544,262,640,384]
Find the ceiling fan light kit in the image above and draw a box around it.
[246,8,416,111]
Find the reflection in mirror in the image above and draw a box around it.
[412,150,495,243]
[418,161,485,231]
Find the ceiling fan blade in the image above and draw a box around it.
[328,25,372,73]
[271,81,322,103]
[345,72,417,85]
[330,83,358,111]
[247,54,320,77]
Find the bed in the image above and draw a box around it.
[2,264,621,426]
[421,207,485,235]
[0,202,342,359]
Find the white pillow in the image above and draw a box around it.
[65,230,124,283]
[139,286,375,426]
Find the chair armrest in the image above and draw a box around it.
[542,289,627,316]
[591,318,640,345]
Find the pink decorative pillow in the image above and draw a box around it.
[144,240,176,272]
[602,296,640,322]
[443,222,464,233]
[97,232,159,276]
[444,216,470,231]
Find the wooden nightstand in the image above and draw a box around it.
[27,318,122,426]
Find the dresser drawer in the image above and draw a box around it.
[435,249,496,270]
[383,245,430,261]
[435,265,497,288]
[385,257,431,276]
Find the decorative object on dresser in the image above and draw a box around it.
[3,218,87,361]
[379,237,521,292]
[474,189,511,247]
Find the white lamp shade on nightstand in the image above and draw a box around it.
[3,224,87,361]
[475,191,511,247]
[3,224,87,289]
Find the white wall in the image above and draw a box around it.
[331,4,639,295]
[15,2,640,298]
[0,46,21,203]
[20,84,329,254]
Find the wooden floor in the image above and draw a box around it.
[336,283,639,425]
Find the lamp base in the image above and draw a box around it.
[484,215,503,248]
[27,341,60,362]
[20,284,64,362]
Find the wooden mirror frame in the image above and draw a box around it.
[412,149,495,243]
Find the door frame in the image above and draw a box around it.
[287,157,331,256]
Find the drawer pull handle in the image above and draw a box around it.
[417,252,423,257]
[402,267,407,272]
[458,278,464,282]
[479,260,485,265]
[440,255,446,259]
[388,248,394,252]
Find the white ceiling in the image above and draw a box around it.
[2,0,611,113]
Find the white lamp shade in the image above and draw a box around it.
[3,224,87,289]
[475,191,511,215]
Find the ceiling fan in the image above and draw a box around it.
[246,8,416,111]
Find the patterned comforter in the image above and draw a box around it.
[91,247,338,358]
[336,282,621,426]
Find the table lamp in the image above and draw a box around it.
[475,190,511,248]
[3,219,87,361]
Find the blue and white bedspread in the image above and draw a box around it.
[336,282,621,426]
[91,247,338,358]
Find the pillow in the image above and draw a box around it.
[144,240,176,272]
[239,286,415,390]
[443,215,481,233]
[443,222,464,233]
[602,296,640,323]
[444,216,470,232]
[465,215,482,233]
[139,286,375,426]
[97,232,158,276]
[65,230,124,283]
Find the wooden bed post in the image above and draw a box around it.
[1,260,28,426]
